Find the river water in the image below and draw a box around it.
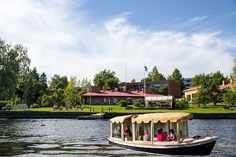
[0,119,235,157]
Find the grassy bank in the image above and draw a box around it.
[13,103,236,114]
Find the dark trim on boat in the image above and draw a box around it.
[107,138,216,156]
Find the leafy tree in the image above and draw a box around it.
[168,68,185,90]
[191,73,207,86]
[223,89,236,106]
[0,38,30,100]
[50,75,68,90]
[79,78,91,93]
[193,71,225,105]
[22,68,48,106]
[104,77,119,90]
[93,69,119,89]
[64,77,81,108]
[158,86,169,95]
[131,79,136,83]
[146,66,166,81]
[49,75,68,104]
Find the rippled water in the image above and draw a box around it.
[0,119,235,157]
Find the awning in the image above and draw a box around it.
[110,115,134,123]
[132,113,192,123]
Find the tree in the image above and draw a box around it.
[146,66,166,81]
[49,75,68,104]
[64,77,81,108]
[104,77,119,90]
[0,38,30,100]
[193,71,225,105]
[168,68,185,90]
[223,89,236,106]
[191,73,207,86]
[50,75,68,90]
[93,69,119,89]
[22,67,48,106]
[131,79,136,83]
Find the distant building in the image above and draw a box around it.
[219,77,236,90]
[119,80,182,98]
[81,89,173,108]
[183,78,192,89]
[183,86,200,102]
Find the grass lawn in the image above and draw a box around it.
[13,103,236,114]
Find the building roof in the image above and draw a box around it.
[81,90,164,97]
[183,86,200,92]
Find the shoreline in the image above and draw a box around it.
[0,111,236,119]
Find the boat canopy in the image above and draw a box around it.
[110,115,134,123]
[132,113,192,123]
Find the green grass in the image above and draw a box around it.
[13,103,236,114]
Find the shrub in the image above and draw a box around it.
[30,103,40,108]
[174,99,189,110]
[133,102,141,108]
[5,104,13,110]
[119,100,128,107]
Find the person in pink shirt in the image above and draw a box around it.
[157,128,165,141]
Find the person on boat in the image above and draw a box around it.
[124,125,131,140]
[114,126,121,138]
[167,129,176,141]
[143,130,150,141]
[157,128,165,141]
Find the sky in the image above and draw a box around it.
[0,0,235,83]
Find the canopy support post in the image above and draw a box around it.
[167,120,170,132]
[110,122,113,138]
[151,122,154,144]
[132,123,135,141]
[177,120,180,143]
[121,123,124,141]
[186,120,188,137]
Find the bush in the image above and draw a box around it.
[5,104,13,110]
[174,99,189,110]
[30,103,40,108]
[133,102,141,108]
[119,100,128,107]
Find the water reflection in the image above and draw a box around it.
[0,119,235,157]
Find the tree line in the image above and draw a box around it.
[0,38,236,109]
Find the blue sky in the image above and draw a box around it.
[83,0,236,34]
[0,0,235,82]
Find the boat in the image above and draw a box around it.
[107,113,217,155]
[77,113,105,120]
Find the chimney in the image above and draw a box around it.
[222,80,225,85]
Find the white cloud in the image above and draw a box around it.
[0,0,235,83]
[189,16,208,22]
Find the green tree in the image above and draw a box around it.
[79,78,91,93]
[22,68,48,106]
[191,73,207,86]
[168,68,185,90]
[0,38,30,100]
[223,89,236,106]
[93,69,119,89]
[64,77,81,108]
[193,71,225,105]
[49,75,68,104]
[146,66,166,81]
[131,79,136,83]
